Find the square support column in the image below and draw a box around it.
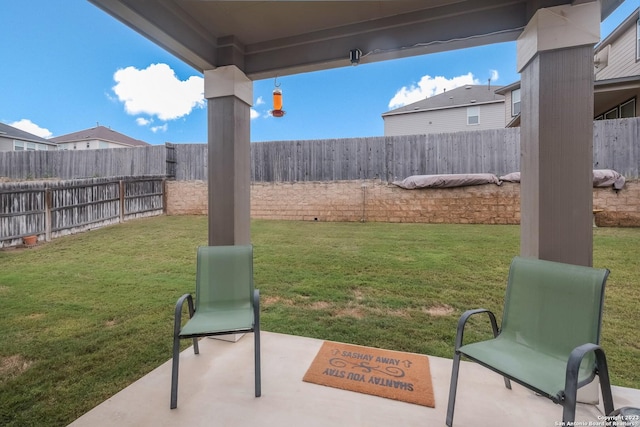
[517,2,600,267]
[204,66,253,246]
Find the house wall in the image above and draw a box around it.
[0,137,57,152]
[501,90,518,125]
[0,137,13,151]
[165,179,640,227]
[383,102,505,136]
[595,15,640,80]
[57,139,123,150]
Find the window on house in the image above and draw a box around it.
[598,98,637,120]
[26,142,36,151]
[620,98,636,118]
[604,108,619,120]
[511,89,521,116]
[14,140,24,151]
[467,106,480,125]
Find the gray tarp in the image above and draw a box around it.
[593,169,626,190]
[392,173,502,189]
[499,170,625,190]
[393,169,626,190]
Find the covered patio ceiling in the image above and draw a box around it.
[88,0,624,79]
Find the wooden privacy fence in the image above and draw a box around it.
[0,145,167,180]
[0,118,638,182]
[0,176,165,248]
[250,131,521,182]
[250,118,639,181]
[177,119,639,181]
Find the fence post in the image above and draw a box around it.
[119,180,125,223]
[165,142,176,179]
[162,178,168,214]
[45,188,52,242]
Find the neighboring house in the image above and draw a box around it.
[382,85,505,136]
[494,82,522,128]
[593,7,639,120]
[0,122,58,152]
[50,125,150,150]
[497,7,639,127]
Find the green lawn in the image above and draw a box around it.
[0,216,638,426]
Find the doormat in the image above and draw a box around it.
[303,341,435,407]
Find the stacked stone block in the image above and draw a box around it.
[165,179,638,227]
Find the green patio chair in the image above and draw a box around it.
[446,256,614,426]
[170,245,261,409]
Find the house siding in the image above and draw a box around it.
[384,102,504,136]
[596,17,640,80]
[0,137,13,151]
[57,139,129,150]
[0,138,57,152]
[502,91,514,125]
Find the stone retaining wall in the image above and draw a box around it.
[165,180,640,227]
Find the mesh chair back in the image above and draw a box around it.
[195,245,254,310]
[501,257,608,364]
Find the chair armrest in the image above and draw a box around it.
[253,289,260,330]
[253,289,260,312]
[561,343,614,418]
[174,293,195,337]
[565,343,600,386]
[253,289,260,310]
[454,309,499,351]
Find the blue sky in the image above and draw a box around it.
[1,1,637,145]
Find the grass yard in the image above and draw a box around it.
[0,216,638,426]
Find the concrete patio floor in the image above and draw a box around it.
[69,331,639,427]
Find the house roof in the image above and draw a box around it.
[494,81,521,95]
[0,122,56,145]
[382,85,504,117]
[50,126,150,147]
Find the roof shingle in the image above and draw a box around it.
[383,85,504,116]
[50,126,150,147]
[0,122,55,144]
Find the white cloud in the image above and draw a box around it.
[112,63,205,121]
[136,117,152,126]
[9,119,53,138]
[150,124,168,133]
[250,109,261,120]
[490,69,499,82]
[255,96,265,106]
[388,72,480,109]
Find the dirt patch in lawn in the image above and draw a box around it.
[422,304,455,317]
[0,355,33,380]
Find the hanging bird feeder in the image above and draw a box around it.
[271,77,285,118]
